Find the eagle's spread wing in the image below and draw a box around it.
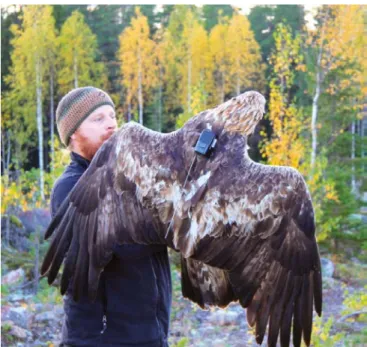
[41,133,166,301]
[178,162,322,347]
[41,91,322,347]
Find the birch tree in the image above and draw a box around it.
[260,23,305,168]
[306,5,365,170]
[160,5,202,128]
[58,10,107,94]
[118,7,157,125]
[261,23,340,242]
[153,28,166,132]
[178,10,212,115]
[49,62,55,174]
[227,14,265,95]
[7,5,57,200]
[209,16,231,104]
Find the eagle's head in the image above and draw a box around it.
[215,91,266,135]
[179,91,266,159]
[184,91,266,138]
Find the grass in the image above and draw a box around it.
[1,321,15,345]
[34,278,62,305]
[334,261,367,286]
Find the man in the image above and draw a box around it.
[52,86,172,347]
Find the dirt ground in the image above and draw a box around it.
[1,257,366,347]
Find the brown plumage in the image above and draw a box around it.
[41,91,322,347]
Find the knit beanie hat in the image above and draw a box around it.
[56,86,115,146]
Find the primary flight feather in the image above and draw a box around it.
[41,91,322,347]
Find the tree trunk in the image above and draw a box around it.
[311,45,323,171]
[1,136,4,176]
[74,52,78,88]
[351,120,356,194]
[6,213,11,246]
[128,99,131,122]
[158,66,163,132]
[138,46,143,125]
[4,130,11,245]
[15,141,21,184]
[236,56,240,96]
[221,71,225,104]
[311,79,320,170]
[1,132,6,175]
[33,226,40,294]
[187,49,192,115]
[50,65,55,174]
[36,58,45,201]
[361,118,367,173]
[5,130,11,245]
[6,130,11,175]
[1,130,11,176]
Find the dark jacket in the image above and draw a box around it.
[50,152,172,347]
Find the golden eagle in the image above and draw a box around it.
[41,91,322,347]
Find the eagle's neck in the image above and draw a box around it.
[185,91,265,137]
[179,120,251,181]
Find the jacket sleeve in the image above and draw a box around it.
[50,174,80,218]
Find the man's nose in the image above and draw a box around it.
[106,117,117,130]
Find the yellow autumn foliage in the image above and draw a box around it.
[178,10,212,113]
[261,23,340,241]
[118,7,157,115]
[1,137,70,215]
[308,5,366,100]
[209,16,231,104]
[58,10,107,93]
[261,24,305,170]
[227,14,265,95]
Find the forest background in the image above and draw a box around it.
[1,4,366,346]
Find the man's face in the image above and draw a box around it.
[70,105,117,160]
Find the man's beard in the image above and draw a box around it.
[77,131,113,161]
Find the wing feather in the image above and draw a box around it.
[46,207,76,285]
[60,228,79,295]
[181,257,236,309]
[292,287,303,347]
